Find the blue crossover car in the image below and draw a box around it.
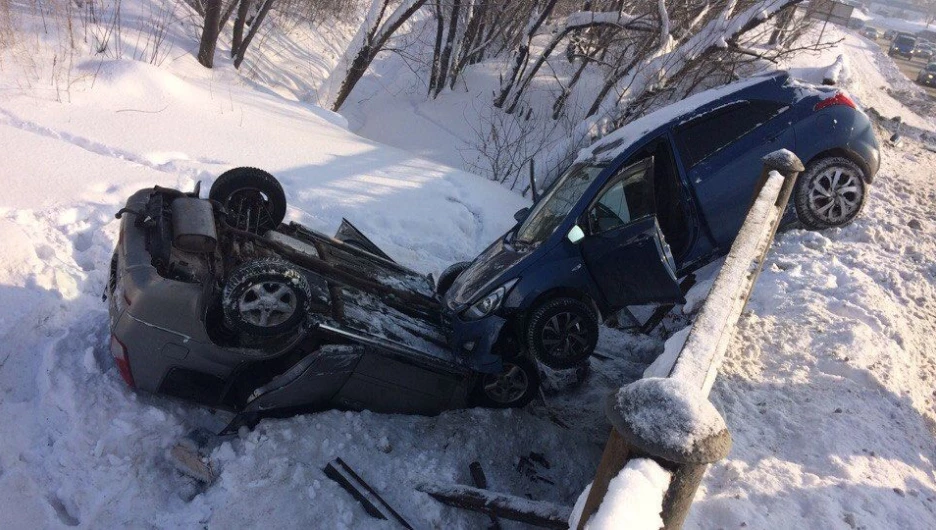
[441,71,879,372]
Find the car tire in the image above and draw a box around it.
[471,355,541,408]
[436,261,471,296]
[209,167,287,232]
[794,156,867,230]
[526,297,599,369]
[223,258,312,337]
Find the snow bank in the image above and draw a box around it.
[0,5,602,529]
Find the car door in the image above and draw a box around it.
[676,100,795,247]
[578,158,685,309]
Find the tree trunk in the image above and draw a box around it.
[450,1,483,89]
[219,0,238,31]
[197,0,223,68]
[233,0,275,69]
[494,0,558,108]
[434,0,460,97]
[326,0,429,111]
[428,0,445,95]
[329,45,373,111]
[231,0,251,57]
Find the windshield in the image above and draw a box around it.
[928,64,936,72]
[515,162,606,245]
[896,37,915,46]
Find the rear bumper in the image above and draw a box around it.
[107,189,261,398]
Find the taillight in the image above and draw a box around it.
[110,334,135,387]
[814,92,857,111]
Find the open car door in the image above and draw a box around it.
[578,157,685,309]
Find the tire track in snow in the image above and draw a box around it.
[0,108,221,186]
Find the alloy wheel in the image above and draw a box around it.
[482,363,530,404]
[807,166,863,224]
[238,281,297,327]
[540,311,589,361]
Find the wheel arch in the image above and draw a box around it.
[805,147,873,183]
[519,286,603,324]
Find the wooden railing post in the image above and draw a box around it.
[575,150,805,530]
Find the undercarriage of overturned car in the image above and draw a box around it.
[106,168,540,429]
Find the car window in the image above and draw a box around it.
[896,36,915,46]
[587,162,654,233]
[928,64,936,72]
[675,100,786,169]
[516,163,607,245]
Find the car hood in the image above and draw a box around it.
[446,236,531,310]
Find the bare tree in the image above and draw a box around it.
[320,0,429,111]
[494,0,559,108]
[232,0,275,68]
[197,0,223,67]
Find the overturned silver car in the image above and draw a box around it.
[105,168,540,427]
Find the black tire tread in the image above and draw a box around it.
[436,261,472,296]
[210,167,287,230]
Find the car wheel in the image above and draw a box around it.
[223,258,312,337]
[209,167,287,232]
[471,355,540,408]
[526,297,599,369]
[436,261,471,296]
[794,156,867,230]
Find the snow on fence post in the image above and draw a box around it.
[822,54,848,86]
[573,150,805,530]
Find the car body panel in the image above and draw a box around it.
[445,70,879,366]
[108,187,479,418]
[890,35,916,58]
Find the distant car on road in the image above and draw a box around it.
[912,41,935,60]
[890,34,917,59]
[884,29,897,40]
[917,62,936,87]
[441,72,880,371]
[862,27,880,40]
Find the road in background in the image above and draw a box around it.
[870,36,936,99]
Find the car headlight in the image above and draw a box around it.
[462,279,517,320]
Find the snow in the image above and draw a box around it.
[2,2,936,529]
[780,24,934,132]
[823,53,849,85]
[612,378,729,455]
[0,3,598,528]
[574,75,783,164]
[581,458,672,530]
[644,326,691,378]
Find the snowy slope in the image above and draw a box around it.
[0,4,612,528]
[687,135,936,529]
[1,2,935,529]
[685,24,936,530]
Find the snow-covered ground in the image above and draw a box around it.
[1,2,935,529]
[686,24,936,530]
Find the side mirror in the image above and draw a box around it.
[514,207,530,222]
[567,225,585,244]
